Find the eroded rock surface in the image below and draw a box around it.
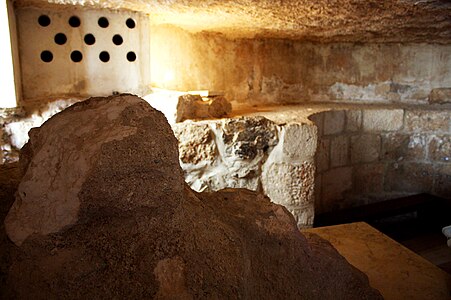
[16,0,451,43]
[2,95,382,299]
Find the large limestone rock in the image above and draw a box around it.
[5,94,184,245]
[3,95,382,299]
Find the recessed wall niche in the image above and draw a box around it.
[16,7,150,101]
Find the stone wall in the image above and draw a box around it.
[150,25,451,105]
[172,104,450,227]
[173,116,318,228]
[312,107,451,214]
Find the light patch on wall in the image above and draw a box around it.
[0,1,17,108]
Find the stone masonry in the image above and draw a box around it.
[173,116,317,228]
[314,107,451,214]
[174,104,450,226]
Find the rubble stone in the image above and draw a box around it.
[176,94,232,123]
[221,116,278,161]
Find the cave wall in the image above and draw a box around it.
[150,25,451,105]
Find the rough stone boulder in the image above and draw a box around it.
[176,94,232,122]
[3,94,382,299]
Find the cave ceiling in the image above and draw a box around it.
[14,0,451,42]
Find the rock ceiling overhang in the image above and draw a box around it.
[13,0,451,43]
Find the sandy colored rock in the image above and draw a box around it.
[176,94,232,122]
[429,88,451,104]
[173,122,217,164]
[2,95,382,299]
[208,95,232,118]
[5,94,184,246]
[15,0,451,43]
[362,109,404,132]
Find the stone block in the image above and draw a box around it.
[173,123,217,164]
[350,134,381,163]
[321,167,353,211]
[404,110,449,133]
[323,111,345,136]
[429,88,451,104]
[385,162,434,193]
[262,162,315,208]
[176,94,232,122]
[288,205,315,228]
[309,113,324,136]
[434,164,451,198]
[282,123,317,162]
[353,163,385,195]
[330,135,349,168]
[221,116,278,161]
[362,109,404,132]
[381,133,426,162]
[428,135,450,163]
[346,110,362,132]
[316,138,330,173]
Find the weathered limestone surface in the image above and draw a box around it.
[174,116,318,228]
[2,95,383,299]
[5,94,184,246]
[362,109,403,132]
[149,26,451,105]
[17,0,451,43]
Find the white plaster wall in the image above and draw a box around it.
[17,7,150,101]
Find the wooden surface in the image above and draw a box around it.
[303,222,451,300]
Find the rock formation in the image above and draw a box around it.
[2,94,382,299]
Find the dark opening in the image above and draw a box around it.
[71,51,83,62]
[84,34,96,45]
[40,50,53,62]
[38,15,51,27]
[54,33,67,45]
[127,51,137,62]
[99,51,110,62]
[112,34,123,45]
[69,16,81,27]
[98,17,109,28]
[126,18,136,29]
